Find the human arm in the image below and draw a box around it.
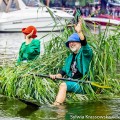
[74,19,88,47]
[24,30,40,55]
[25,30,34,45]
[74,19,85,40]
[75,19,93,57]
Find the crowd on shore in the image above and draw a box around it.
[42,0,120,18]
[31,0,120,18]
[0,0,120,18]
[74,5,120,18]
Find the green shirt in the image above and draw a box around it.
[17,39,40,63]
[62,44,93,78]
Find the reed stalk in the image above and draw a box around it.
[0,19,120,104]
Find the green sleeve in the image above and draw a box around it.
[82,44,93,59]
[17,42,26,63]
[61,54,73,77]
[62,57,68,72]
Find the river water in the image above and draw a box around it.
[0,95,120,120]
[0,32,120,120]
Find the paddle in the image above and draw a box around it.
[0,74,111,107]
[29,73,111,89]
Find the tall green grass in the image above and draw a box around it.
[0,21,120,105]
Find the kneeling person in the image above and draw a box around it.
[50,20,93,105]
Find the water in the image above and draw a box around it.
[0,95,120,120]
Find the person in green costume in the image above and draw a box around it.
[50,20,93,106]
[17,26,40,63]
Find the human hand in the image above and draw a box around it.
[25,30,34,44]
[74,18,82,33]
[49,74,57,80]
[49,74,62,80]
[26,30,34,39]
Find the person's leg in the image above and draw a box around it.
[53,82,67,105]
[65,81,83,93]
[0,0,6,11]
[53,81,83,106]
[0,0,3,10]
[5,0,12,12]
[14,0,20,10]
[0,0,3,5]
[46,0,50,6]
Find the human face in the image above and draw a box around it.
[69,41,81,54]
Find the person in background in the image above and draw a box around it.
[50,19,93,106]
[65,0,75,8]
[54,0,62,7]
[0,0,11,12]
[84,6,90,17]
[0,0,6,11]
[80,6,85,17]
[90,6,96,17]
[42,0,50,6]
[17,26,40,64]
[0,0,20,12]
[46,0,50,6]
[23,0,39,7]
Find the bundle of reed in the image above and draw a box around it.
[0,21,120,105]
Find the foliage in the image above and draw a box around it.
[0,20,120,105]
